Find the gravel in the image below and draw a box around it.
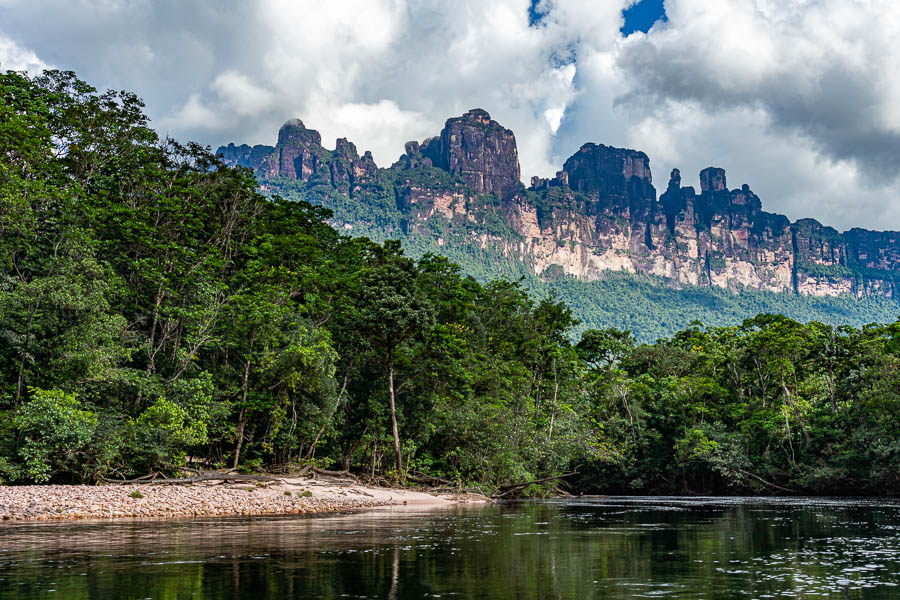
[0,482,387,521]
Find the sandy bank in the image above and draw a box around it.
[0,476,489,522]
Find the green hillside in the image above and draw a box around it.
[269,180,900,342]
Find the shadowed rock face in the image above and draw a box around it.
[219,109,900,299]
[429,108,521,200]
[216,120,376,195]
[564,143,653,195]
[216,143,275,172]
[561,143,656,217]
[700,167,727,193]
[329,138,377,195]
[268,119,323,180]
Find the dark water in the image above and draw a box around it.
[2,497,900,599]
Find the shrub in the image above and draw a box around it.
[129,376,215,473]
[13,389,98,483]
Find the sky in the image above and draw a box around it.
[2,0,900,232]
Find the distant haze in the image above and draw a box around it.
[3,0,900,231]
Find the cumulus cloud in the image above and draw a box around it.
[0,34,51,72]
[2,0,900,230]
[158,93,221,131]
[615,0,900,228]
[210,71,276,117]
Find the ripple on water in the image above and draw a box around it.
[1,498,900,599]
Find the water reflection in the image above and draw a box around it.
[1,498,899,599]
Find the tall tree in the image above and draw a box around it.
[356,244,433,479]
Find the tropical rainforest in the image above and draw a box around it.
[2,70,899,495]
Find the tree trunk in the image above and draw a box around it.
[233,407,246,470]
[306,370,351,459]
[547,366,559,441]
[14,305,37,406]
[827,367,838,414]
[232,353,253,470]
[781,373,810,444]
[146,285,165,376]
[341,425,367,472]
[387,352,403,479]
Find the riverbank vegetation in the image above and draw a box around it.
[2,70,899,495]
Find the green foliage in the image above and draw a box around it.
[132,397,204,469]
[797,261,855,280]
[292,170,900,343]
[544,273,900,343]
[13,389,98,483]
[2,68,900,497]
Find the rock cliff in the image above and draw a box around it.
[218,119,377,197]
[218,110,900,299]
[424,108,521,200]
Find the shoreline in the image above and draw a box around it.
[0,476,490,523]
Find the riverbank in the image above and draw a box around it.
[0,476,489,522]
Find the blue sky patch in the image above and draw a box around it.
[528,0,546,27]
[621,0,667,35]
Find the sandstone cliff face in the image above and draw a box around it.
[216,120,377,197]
[423,108,520,200]
[563,143,654,209]
[220,110,900,299]
[329,137,377,196]
[217,143,276,172]
[263,119,325,180]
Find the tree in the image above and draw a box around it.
[356,246,433,479]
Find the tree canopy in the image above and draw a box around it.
[2,70,900,495]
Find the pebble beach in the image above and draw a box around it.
[0,478,481,522]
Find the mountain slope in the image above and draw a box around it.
[218,110,900,339]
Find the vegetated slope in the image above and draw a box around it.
[5,70,900,497]
[263,179,900,342]
[220,111,900,339]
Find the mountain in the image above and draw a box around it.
[217,109,900,338]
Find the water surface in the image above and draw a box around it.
[1,496,899,599]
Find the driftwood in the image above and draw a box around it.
[102,471,279,485]
[429,485,490,495]
[312,467,355,478]
[361,475,394,488]
[406,472,454,486]
[739,469,798,494]
[492,472,579,498]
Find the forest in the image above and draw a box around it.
[2,70,899,495]
[265,178,900,344]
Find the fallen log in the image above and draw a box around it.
[102,472,279,485]
[312,467,356,479]
[738,469,798,494]
[406,472,454,486]
[429,486,490,495]
[492,472,579,498]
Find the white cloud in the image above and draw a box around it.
[211,71,276,117]
[0,35,51,72]
[158,93,221,132]
[617,0,900,175]
[3,0,900,230]
[318,100,433,159]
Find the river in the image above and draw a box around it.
[1,497,899,598]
